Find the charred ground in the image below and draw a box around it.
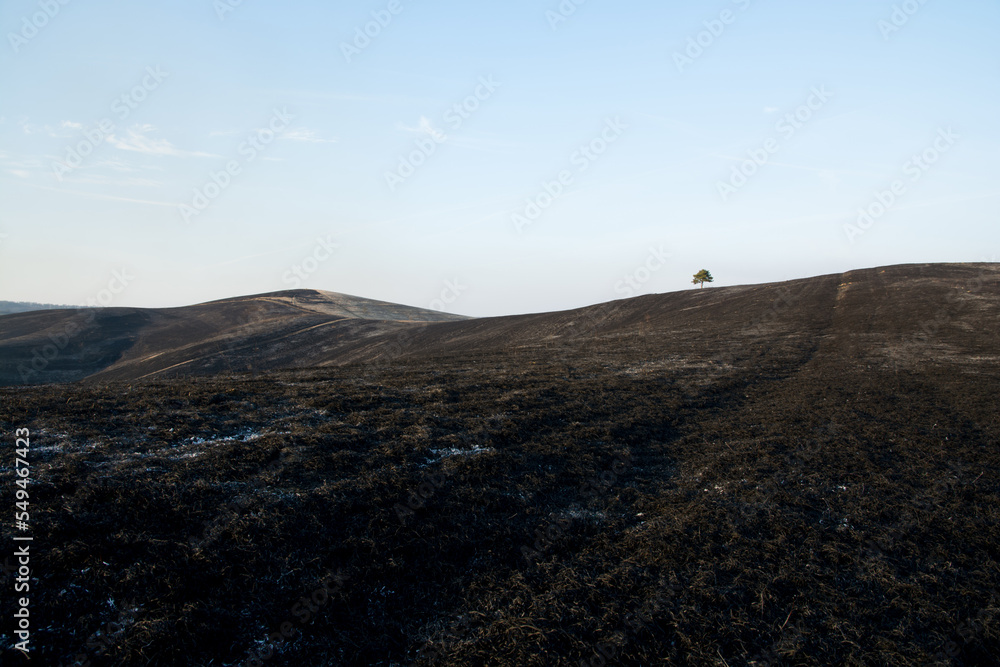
[0,263,998,665]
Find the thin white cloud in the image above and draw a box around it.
[90,158,137,172]
[107,124,219,158]
[68,173,164,188]
[7,169,29,178]
[20,121,74,138]
[283,128,338,144]
[396,116,447,142]
[763,106,779,114]
[99,158,163,173]
[23,182,175,207]
[1,152,44,171]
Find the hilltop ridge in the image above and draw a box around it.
[0,263,996,385]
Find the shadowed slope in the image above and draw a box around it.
[0,264,996,385]
[328,263,1000,377]
[0,289,467,385]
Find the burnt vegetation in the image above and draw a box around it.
[1,263,998,665]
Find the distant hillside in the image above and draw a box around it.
[0,264,996,386]
[0,289,468,385]
[0,300,81,316]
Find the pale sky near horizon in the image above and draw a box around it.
[1,0,998,317]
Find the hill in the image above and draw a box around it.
[0,263,997,666]
[0,300,81,316]
[1,263,997,386]
[0,289,467,385]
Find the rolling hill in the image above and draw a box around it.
[1,263,997,386]
[0,289,468,385]
[0,262,998,665]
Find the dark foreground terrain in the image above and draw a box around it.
[1,264,998,665]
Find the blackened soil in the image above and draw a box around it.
[0,263,998,666]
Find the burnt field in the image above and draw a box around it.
[1,264,998,665]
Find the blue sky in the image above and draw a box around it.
[1,0,997,316]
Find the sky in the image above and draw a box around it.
[1,0,998,317]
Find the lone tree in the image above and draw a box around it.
[692,269,714,289]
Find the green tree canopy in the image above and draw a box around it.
[692,269,714,289]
